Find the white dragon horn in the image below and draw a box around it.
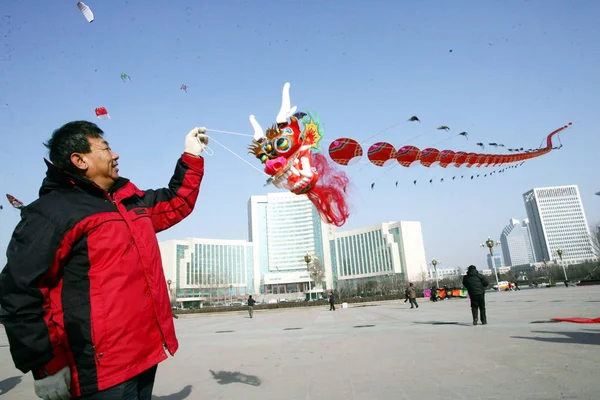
[276,82,297,124]
[249,115,264,140]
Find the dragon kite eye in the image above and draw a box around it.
[265,143,273,152]
[275,137,290,152]
[282,127,293,135]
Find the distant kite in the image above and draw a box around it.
[95,107,110,120]
[6,194,24,209]
[180,84,188,93]
[121,73,131,82]
[77,2,94,23]
[437,125,450,131]
[458,131,468,139]
[408,116,420,123]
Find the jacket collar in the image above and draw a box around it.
[39,158,134,199]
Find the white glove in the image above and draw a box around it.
[34,366,71,400]
[184,127,209,156]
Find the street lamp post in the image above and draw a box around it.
[304,253,312,301]
[166,279,173,299]
[556,249,568,283]
[430,258,440,288]
[481,237,501,292]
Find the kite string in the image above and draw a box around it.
[206,128,254,138]
[205,128,335,142]
[204,135,268,176]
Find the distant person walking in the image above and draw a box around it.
[430,286,438,302]
[329,292,336,311]
[462,265,489,325]
[247,295,256,318]
[407,283,418,309]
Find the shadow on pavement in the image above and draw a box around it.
[209,370,262,386]
[152,385,192,400]
[512,331,600,346]
[0,376,22,396]
[412,321,472,326]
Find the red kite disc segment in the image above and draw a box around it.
[419,148,441,167]
[396,145,421,167]
[367,142,396,167]
[438,149,456,168]
[452,151,468,167]
[328,138,363,166]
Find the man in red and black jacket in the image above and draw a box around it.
[0,121,208,399]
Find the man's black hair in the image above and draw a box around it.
[43,121,104,172]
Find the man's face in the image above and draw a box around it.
[77,137,120,190]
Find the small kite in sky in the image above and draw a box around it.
[458,131,468,139]
[476,142,484,149]
[180,84,188,93]
[6,194,24,209]
[121,73,131,82]
[77,2,94,23]
[437,125,450,131]
[408,116,420,123]
[95,107,110,120]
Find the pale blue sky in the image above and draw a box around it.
[1,0,598,270]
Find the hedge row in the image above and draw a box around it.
[174,293,416,315]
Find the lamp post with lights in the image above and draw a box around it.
[304,253,312,301]
[480,237,501,291]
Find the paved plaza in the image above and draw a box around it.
[1,286,599,399]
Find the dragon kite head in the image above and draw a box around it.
[248,116,304,164]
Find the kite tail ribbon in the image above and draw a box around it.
[305,153,350,227]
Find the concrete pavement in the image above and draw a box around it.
[1,286,599,399]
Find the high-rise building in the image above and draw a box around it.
[486,251,503,270]
[248,192,334,296]
[523,185,596,264]
[330,221,427,285]
[500,218,536,266]
[159,238,253,300]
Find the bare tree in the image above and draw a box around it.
[308,256,326,297]
[585,221,600,280]
[590,221,600,258]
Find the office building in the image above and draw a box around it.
[159,238,253,301]
[330,221,427,285]
[248,192,334,296]
[500,218,536,266]
[487,251,503,270]
[524,185,596,264]
[427,267,463,280]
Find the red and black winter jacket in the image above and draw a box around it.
[0,153,204,397]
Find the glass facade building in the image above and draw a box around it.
[159,238,253,301]
[524,185,596,264]
[248,192,334,295]
[331,221,427,284]
[500,218,536,267]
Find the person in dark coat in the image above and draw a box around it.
[462,265,489,325]
[407,283,418,309]
[430,286,438,302]
[329,292,336,311]
[247,295,256,318]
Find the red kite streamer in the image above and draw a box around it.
[328,123,572,168]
